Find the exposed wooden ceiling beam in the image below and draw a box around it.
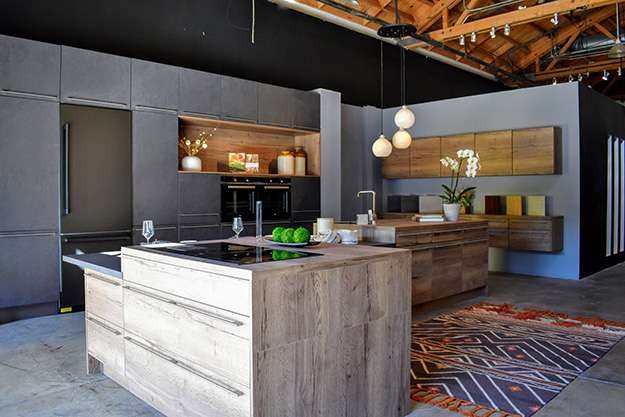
[418,0,464,33]
[534,58,622,80]
[515,6,614,70]
[427,0,621,42]
[544,30,581,71]
[594,21,617,38]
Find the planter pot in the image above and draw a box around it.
[181,155,202,172]
[443,203,461,221]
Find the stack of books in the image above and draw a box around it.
[416,214,445,223]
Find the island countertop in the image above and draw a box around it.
[121,237,410,278]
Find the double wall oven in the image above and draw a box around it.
[221,176,291,222]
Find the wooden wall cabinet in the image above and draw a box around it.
[441,133,475,159]
[475,130,512,176]
[410,137,441,177]
[381,148,411,179]
[512,127,560,175]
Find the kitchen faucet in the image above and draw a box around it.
[357,190,377,225]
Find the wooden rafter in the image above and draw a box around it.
[593,21,617,38]
[418,0,464,33]
[427,0,621,42]
[544,30,581,71]
[534,58,622,80]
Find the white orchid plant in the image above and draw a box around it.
[439,149,481,206]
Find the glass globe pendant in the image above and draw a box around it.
[372,134,393,157]
[394,106,415,129]
[392,128,411,149]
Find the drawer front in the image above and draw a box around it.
[396,233,432,247]
[123,256,250,316]
[125,335,250,417]
[488,230,509,248]
[432,230,464,243]
[86,313,125,386]
[85,271,123,328]
[124,284,250,387]
[461,241,488,292]
[509,220,552,231]
[411,249,432,305]
[509,230,553,251]
[463,227,488,241]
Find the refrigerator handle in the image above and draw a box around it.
[62,123,70,216]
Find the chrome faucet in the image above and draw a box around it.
[357,190,377,225]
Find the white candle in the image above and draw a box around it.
[317,218,334,235]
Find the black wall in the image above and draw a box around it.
[579,85,625,277]
[0,0,504,106]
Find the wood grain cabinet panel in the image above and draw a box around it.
[410,137,441,177]
[512,127,559,175]
[441,133,475,159]
[86,313,125,387]
[431,245,463,300]
[411,249,433,305]
[381,148,411,179]
[85,271,123,328]
[475,130,512,176]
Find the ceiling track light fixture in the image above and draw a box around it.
[470,31,477,43]
[568,74,574,82]
[459,34,465,46]
[578,73,583,82]
[552,78,557,85]
[619,67,623,77]
[504,24,511,36]
[372,41,392,158]
[550,12,559,26]
[490,27,496,39]
[602,69,610,81]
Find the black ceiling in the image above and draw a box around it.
[0,0,505,106]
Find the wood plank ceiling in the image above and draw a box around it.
[293,0,625,98]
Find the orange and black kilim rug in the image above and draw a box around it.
[410,303,625,417]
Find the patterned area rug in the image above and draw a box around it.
[410,303,625,417]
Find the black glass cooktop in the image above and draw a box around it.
[147,242,321,265]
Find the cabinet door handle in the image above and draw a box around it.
[124,336,245,397]
[133,105,177,115]
[227,185,256,190]
[1,88,57,100]
[62,123,70,216]
[123,285,244,326]
[86,272,121,286]
[87,316,121,335]
[65,96,127,108]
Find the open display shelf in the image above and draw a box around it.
[178,116,320,177]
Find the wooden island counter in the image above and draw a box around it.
[83,238,412,417]
[363,218,489,305]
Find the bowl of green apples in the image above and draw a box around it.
[265,226,318,247]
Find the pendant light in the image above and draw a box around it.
[392,46,413,149]
[372,41,392,158]
[609,3,625,59]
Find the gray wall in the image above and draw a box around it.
[340,104,384,221]
[318,89,342,220]
[382,83,581,279]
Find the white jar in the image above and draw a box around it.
[294,147,307,176]
[277,150,294,175]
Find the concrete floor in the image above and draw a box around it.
[1,265,624,417]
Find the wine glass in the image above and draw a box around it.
[232,216,244,239]
[142,220,155,245]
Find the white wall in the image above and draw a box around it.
[382,83,581,279]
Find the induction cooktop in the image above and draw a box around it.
[147,242,321,265]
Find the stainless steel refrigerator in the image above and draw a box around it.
[60,105,132,312]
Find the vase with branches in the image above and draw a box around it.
[179,131,210,172]
[439,149,480,221]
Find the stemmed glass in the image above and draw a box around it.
[142,220,155,245]
[232,216,244,239]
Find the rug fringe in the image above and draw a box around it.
[412,388,523,417]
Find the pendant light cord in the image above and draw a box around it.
[380,40,384,134]
[251,0,256,44]
[617,2,621,43]
[401,47,406,106]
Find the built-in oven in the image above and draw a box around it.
[261,178,291,221]
[221,177,291,223]
[221,177,258,222]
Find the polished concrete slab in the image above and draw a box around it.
[1,264,624,417]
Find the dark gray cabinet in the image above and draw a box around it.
[179,225,221,242]
[132,226,178,245]
[221,76,257,122]
[132,111,178,227]
[61,46,130,109]
[293,90,320,131]
[0,233,60,309]
[179,68,221,117]
[131,59,179,112]
[258,84,294,127]
[0,96,59,233]
[178,173,221,217]
[292,177,321,212]
[0,35,60,101]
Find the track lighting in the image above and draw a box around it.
[490,27,496,39]
[504,24,511,36]
[470,32,477,43]
[578,73,583,82]
[603,69,610,81]
[568,74,574,82]
[619,67,623,76]
[550,13,559,26]
[459,34,465,46]
[586,71,590,77]
[552,78,557,85]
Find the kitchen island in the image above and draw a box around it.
[362,218,489,305]
[81,238,412,417]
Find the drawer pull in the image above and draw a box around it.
[124,285,244,326]
[1,88,58,100]
[87,316,121,335]
[65,96,128,108]
[86,272,121,286]
[125,336,245,397]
